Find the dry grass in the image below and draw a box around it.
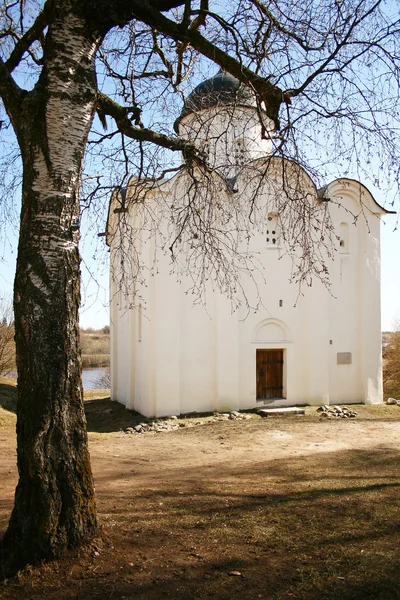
[81,354,110,368]
[80,331,109,356]
[0,376,17,428]
[383,330,400,400]
[0,402,399,599]
[80,329,110,368]
[303,403,400,420]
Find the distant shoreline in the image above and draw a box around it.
[81,354,110,368]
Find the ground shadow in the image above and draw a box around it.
[84,397,144,433]
[0,379,141,432]
[0,380,17,414]
[1,444,399,600]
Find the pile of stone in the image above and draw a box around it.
[386,397,400,406]
[212,411,252,421]
[317,405,357,419]
[123,417,180,435]
[123,411,253,434]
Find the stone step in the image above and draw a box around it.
[259,407,305,418]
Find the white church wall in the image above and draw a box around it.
[153,247,181,417]
[179,302,216,414]
[114,306,132,409]
[108,83,386,416]
[360,211,383,403]
[325,183,383,404]
[110,177,384,416]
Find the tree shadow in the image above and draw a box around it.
[1,440,399,597]
[0,379,142,432]
[0,380,17,414]
[84,397,144,433]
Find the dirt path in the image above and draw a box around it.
[1,415,400,600]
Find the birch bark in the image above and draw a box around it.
[2,7,100,566]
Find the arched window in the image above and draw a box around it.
[266,212,280,247]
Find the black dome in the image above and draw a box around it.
[174,71,255,132]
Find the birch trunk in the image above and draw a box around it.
[2,9,99,568]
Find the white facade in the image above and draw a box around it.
[108,74,390,417]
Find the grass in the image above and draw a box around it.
[1,375,400,433]
[81,354,110,368]
[173,449,400,600]
[0,376,17,428]
[0,328,111,373]
[303,403,400,420]
[80,329,110,368]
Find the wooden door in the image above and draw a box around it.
[256,349,284,399]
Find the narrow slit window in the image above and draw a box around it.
[234,138,247,167]
[266,212,280,247]
[138,304,142,342]
[339,222,349,253]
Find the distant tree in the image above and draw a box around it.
[95,368,111,389]
[0,0,399,575]
[383,326,400,400]
[0,294,15,375]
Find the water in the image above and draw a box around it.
[3,368,109,390]
[82,367,109,390]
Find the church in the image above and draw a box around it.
[107,71,391,418]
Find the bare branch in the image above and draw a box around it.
[0,57,25,123]
[97,91,199,159]
[4,0,51,72]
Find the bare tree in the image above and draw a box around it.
[0,0,399,575]
[383,323,400,400]
[0,293,15,375]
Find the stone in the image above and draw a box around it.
[387,397,398,405]
[316,405,357,418]
[259,407,305,417]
